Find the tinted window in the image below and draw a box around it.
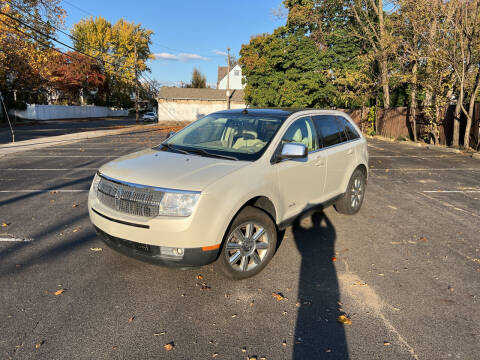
[313,115,346,147]
[281,117,319,152]
[338,116,360,140]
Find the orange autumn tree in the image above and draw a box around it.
[0,0,65,106]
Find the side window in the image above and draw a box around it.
[338,116,360,141]
[281,117,319,152]
[312,115,346,147]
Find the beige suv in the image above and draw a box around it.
[88,109,368,279]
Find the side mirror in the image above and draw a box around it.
[279,143,308,160]
[166,131,175,139]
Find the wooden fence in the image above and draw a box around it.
[342,104,480,147]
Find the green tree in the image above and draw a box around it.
[186,68,207,88]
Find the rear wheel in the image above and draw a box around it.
[334,168,366,215]
[217,206,277,280]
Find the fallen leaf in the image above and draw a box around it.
[128,316,135,322]
[212,353,218,358]
[163,342,174,351]
[384,341,391,346]
[154,331,166,336]
[201,284,211,291]
[72,204,79,208]
[250,300,255,307]
[2,223,9,227]
[332,256,337,262]
[90,248,103,252]
[54,289,65,296]
[196,274,204,280]
[420,236,427,242]
[242,347,247,353]
[337,315,352,325]
[35,341,44,349]
[72,228,80,233]
[272,292,285,301]
[248,357,257,360]
[112,346,117,350]
[50,200,55,203]
[282,340,287,347]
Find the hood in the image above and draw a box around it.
[99,148,249,192]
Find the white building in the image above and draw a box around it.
[217,64,245,90]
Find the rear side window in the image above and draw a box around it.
[312,115,347,148]
[338,116,360,141]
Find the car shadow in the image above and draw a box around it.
[291,210,348,359]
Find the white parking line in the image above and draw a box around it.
[0,168,97,171]
[0,190,88,193]
[0,238,34,242]
[423,190,480,193]
[370,168,480,171]
[11,155,117,158]
[370,155,454,158]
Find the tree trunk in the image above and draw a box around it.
[452,85,464,147]
[463,68,480,149]
[377,0,389,109]
[410,61,418,141]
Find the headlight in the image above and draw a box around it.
[158,192,200,217]
[92,172,101,192]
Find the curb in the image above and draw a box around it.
[0,124,158,157]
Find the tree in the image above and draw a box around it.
[347,0,395,109]
[48,51,105,104]
[0,0,66,106]
[186,68,207,88]
[71,16,153,106]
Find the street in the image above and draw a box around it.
[0,129,479,360]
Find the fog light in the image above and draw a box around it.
[160,246,185,259]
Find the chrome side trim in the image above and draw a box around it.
[98,173,201,195]
[310,138,361,154]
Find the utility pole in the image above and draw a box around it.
[0,91,14,143]
[226,47,231,110]
[134,43,139,122]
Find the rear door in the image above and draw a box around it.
[274,116,326,221]
[312,115,354,200]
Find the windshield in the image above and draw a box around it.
[159,113,286,161]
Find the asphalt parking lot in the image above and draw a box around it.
[0,130,479,360]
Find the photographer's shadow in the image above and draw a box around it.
[291,210,348,359]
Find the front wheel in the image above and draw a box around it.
[334,168,367,215]
[217,206,277,280]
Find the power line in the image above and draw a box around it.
[2,3,160,94]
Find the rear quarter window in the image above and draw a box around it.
[338,116,360,141]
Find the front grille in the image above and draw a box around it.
[96,176,163,217]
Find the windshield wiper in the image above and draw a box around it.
[161,143,190,155]
[187,148,239,161]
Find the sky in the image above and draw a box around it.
[60,0,285,88]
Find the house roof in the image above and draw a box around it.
[217,66,228,85]
[157,87,245,102]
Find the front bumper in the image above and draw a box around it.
[95,226,219,267]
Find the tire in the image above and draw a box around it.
[334,168,367,215]
[217,206,277,280]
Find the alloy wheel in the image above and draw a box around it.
[225,222,269,272]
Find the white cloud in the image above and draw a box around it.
[153,52,209,61]
[212,49,228,57]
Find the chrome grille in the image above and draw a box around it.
[96,176,163,217]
